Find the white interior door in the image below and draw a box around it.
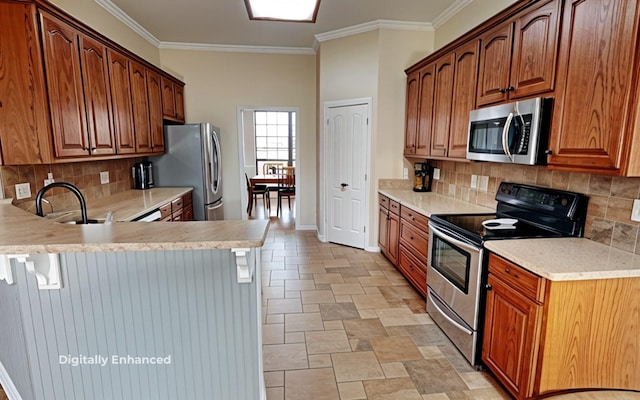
[327,104,368,248]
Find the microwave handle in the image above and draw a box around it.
[502,112,514,162]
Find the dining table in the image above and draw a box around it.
[250,174,279,185]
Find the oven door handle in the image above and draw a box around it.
[427,287,473,335]
[429,223,482,253]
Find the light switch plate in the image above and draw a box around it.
[433,168,441,180]
[15,183,31,200]
[470,175,478,189]
[632,199,640,222]
[478,176,489,192]
[100,171,109,184]
[403,167,408,179]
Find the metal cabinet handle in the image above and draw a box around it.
[485,284,493,290]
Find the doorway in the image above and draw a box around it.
[322,99,371,249]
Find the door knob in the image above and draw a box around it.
[340,183,349,188]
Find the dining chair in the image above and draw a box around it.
[276,166,295,217]
[245,173,270,216]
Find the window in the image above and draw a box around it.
[255,111,296,174]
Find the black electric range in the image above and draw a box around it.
[429,182,590,246]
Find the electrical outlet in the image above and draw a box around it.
[44,179,54,186]
[632,199,640,222]
[478,175,489,192]
[470,175,478,189]
[433,168,441,180]
[100,171,109,184]
[403,167,409,179]
[15,182,31,200]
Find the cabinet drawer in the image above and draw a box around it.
[172,196,184,212]
[399,219,428,263]
[400,206,429,232]
[389,200,400,215]
[182,191,193,206]
[398,245,427,297]
[379,194,390,209]
[489,253,545,302]
[159,202,172,219]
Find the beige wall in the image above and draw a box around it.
[49,0,160,65]
[318,28,433,248]
[159,49,317,224]
[434,0,518,50]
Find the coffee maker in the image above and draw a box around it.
[413,162,433,192]
[132,160,154,190]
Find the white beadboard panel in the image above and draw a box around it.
[4,249,260,400]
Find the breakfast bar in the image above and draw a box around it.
[0,200,269,400]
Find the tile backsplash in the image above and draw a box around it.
[427,160,640,254]
[0,159,142,213]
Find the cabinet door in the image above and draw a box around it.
[483,274,542,399]
[107,50,136,154]
[182,203,194,221]
[430,53,455,157]
[146,69,165,153]
[161,76,176,119]
[510,0,559,99]
[0,3,52,165]
[403,71,419,156]
[387,211,400,266]
[174,83,185,122]
[416,64,435,157]
[78,34,115,156]
[129,60,152,153]
[548,0,638,173]
[379,206,389,255]
[477,24,513,106]
[40,11,89,158]
[449,40,479,158]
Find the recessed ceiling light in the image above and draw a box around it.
[244,0,321,23]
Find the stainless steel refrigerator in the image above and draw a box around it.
[151,123,223,220]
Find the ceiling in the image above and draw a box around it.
[102,0,466,50]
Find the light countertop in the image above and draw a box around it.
[0,188,269,253]
[378,189,493,216]
[379,188,640,281]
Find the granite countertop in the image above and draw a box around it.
[0,188,269,253]
[378,188,640,281]
[378,189,493,216]
[485,238,640,281]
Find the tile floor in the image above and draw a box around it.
[258,204,640,400]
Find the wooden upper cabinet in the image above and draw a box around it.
[416,64,435,157]
[430,53,455,157]
[449,40,479,158]
[107,50,136,154]
[403,71,419,156]
[79,34,115,156]
[548,0,640,175]
[161,76,176,119]
[129,60,152,153]
[174,84,185,121]
[0,2,52,165]
[146,69,165,153]
[477,0,560,106]
[40,11,91,158]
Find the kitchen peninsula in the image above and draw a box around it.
[0,199,269,400]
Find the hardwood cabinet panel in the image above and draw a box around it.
[477,24,513,105]
[129,60,152,153]
[107,50,136,154]
[416,64,435,157]
[400,206,429,232]
[548,0,639,173]
[40,11,90,158]
[449,40,479,158]
[387,211,400,266]
[398,245,427,297]
[146,69,164,153]
[403,71,419,156]
[161,76,176,119]
[182,203,194,221]
[0,2,52,165]
[174,84,185,122]
[430,53,455,157]
[78,34,114,156]
[399,219,428,264]
[510,0,559,98]
[379,206,389,255]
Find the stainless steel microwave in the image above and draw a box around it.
[466,97,552,165]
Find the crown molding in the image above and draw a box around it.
[315,19,434,44]
[432,0,474,29]
[94,0,160,47]
[159,42,316,55]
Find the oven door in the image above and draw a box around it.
[427,222,483,329]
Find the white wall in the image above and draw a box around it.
[159,49,317,224]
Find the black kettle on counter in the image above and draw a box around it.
[132,161,154,190]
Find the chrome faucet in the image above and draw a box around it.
[35,182,88,224]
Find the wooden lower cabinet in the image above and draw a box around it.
[157,191,193,222]
[483,253,640,399]
[378,195,399,266]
